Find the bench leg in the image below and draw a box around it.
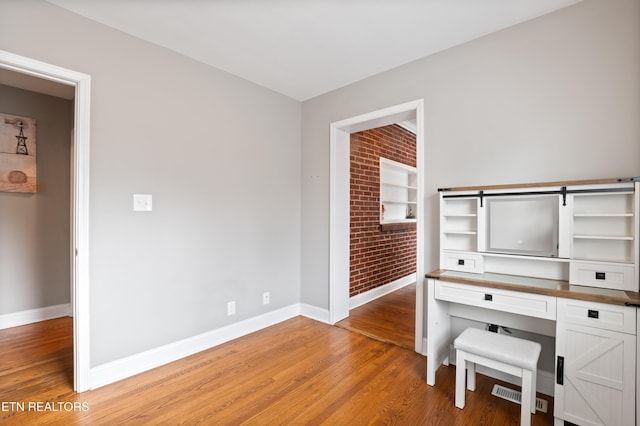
[531,369,537,414]
[521,369,533,426]
[466,360,476,391]
[455,349,466,409]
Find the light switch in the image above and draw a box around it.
[133,194,152,211]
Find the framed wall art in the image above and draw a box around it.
[0,113,37,193]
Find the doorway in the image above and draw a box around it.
[329,99,425,353]
[336,282,416,349]
[0,49,91,392]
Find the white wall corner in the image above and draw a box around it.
[0,303,71,330]
[299,303,331,324]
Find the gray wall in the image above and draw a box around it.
[0,0,302,367]
[1,0,638,370]
[0,84,72,315]
[301,0,640,311]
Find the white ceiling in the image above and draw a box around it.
[37,1,580,101]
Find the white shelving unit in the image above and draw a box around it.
[569,187,638,291]
[438,178,639,289]
[440,197,478,252]
[570,191,636,263]
[379,157,417,225]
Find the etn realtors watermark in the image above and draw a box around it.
[2,401,89,412]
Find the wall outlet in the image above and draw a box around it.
[262,292,270,305]
[227,301,236,316]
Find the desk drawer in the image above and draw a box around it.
[442,251,483,273]
[558,297,636,334]
[435,281,556,320]
[570,261,636,291]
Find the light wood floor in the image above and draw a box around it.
[0,315,554,425]
[336,283,416,349]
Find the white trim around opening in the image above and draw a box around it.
[329,99,425,353]
[0,49,91,392]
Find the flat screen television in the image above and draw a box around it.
[485,195,559,257]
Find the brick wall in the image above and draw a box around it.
[350,124,417,297]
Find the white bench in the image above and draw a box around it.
[453,327,541,426]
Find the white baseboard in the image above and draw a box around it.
[300,303,330,324]
[90,304,303,390]
[349,274,415,310]
[0,303,71,330]
[89,301,345,390]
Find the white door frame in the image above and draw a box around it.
[329,99,425,353]
[0,50,91,391]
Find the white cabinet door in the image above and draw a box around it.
[555,300,636,425]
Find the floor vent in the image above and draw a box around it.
[491,384,548,413]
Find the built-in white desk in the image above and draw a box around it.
[426,269,640,426]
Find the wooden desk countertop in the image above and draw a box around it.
[426,269,640,307]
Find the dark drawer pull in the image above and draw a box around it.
[458,259,465,266]
[588,309,599,319]
[556,356,564,385]
[595,272,606,280]
[484,294,493,301]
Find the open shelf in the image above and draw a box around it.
[573,235,634,240]
[440,197,478,253]
[380,157,417,224]
[571,190,636,265]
